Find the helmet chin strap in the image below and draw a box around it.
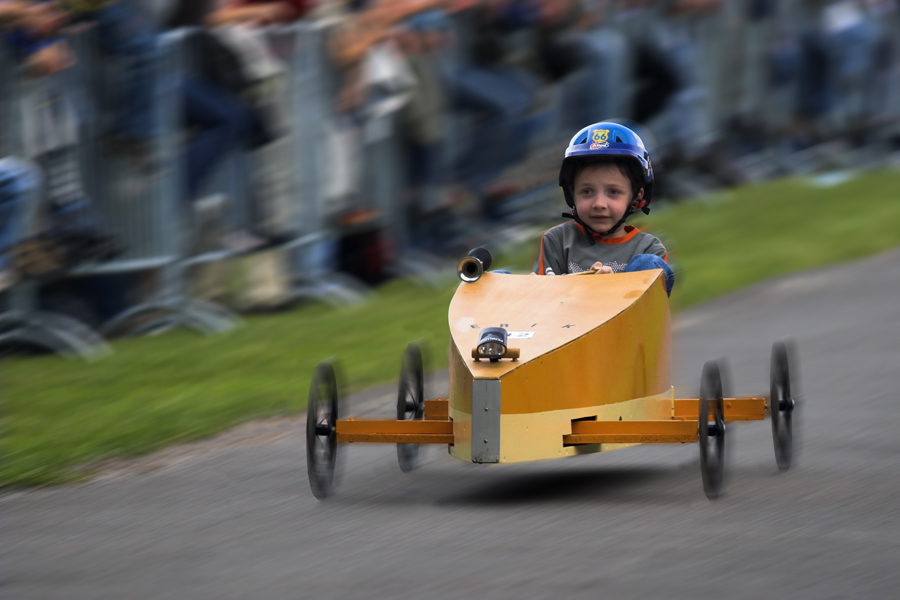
[561,196,647,242]
[562,206,632,244]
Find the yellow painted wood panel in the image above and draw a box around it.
[494,389,675,462]
[446,270,672,462]
[448,270,666,380]
[448,340,473,461]
[498,275,670,414]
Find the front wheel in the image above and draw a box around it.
[397,343,424,473]
[306,361,339,499]
[770,341,795,471]
[699,360,726,500]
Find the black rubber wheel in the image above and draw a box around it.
[699,360,726,499]
[397,343,425,473]
[306,361,338,499]
[770,341,794,471]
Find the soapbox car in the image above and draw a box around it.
[306,249,798,500]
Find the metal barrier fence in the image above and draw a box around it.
[75,21,375,335]
[0,47,112,359]
[268,21,372,300]
[1,21,368,359]
[168,23,369,303]
[66,28,237,339]
[2,1,899,360]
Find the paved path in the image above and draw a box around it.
[4,250,900,599]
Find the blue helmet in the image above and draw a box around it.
[558,121,655,215]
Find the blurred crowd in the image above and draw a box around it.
[1,0,899,339]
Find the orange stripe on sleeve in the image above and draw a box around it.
[537,235,545,275]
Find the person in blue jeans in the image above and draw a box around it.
[0,157,40,290]
[78,1,273,250]
[93,0,158,144]
[447,0,542,220]
[533,121,674,297]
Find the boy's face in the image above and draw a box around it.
[573,164,642,237]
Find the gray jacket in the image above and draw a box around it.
[534,222,667,276]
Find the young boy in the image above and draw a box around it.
[534,121,674,296]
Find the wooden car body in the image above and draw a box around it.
[447,269,671,463]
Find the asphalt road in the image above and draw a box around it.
[4,249,900,599]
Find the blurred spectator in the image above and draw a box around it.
[612,0,680,128]
[44,1,163,168]
[392,7,456,250]
[864,0,900,144]
[446,0,543,221]
[555,1,631,131]
[764,17,803,151]
[648,2,727,169]
[201,0,310,244]
[315,0,420,207]
[5,0,900,299]
[794,21,835,147]
[206,0,313,26]
[1,0,121,276]
[0,157,39,291]
[71,0,284,251]
[307,0,422,280]
[821,0,880,142]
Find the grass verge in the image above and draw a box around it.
[3,169,900,486]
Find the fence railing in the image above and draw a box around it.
[3,1,900,359]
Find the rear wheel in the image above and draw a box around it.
[699,360,726,499]
[306,361,338,499]
[397,343,425,473]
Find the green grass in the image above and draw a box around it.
[3,169,900,486]
[1,280,458,486]
[631,170,900,310]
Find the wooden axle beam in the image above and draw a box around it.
[336,418,454,444]
[332,397,765,446]
[673,397,767,421]
[564,420,698,445]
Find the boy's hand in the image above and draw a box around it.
[590,262,613,275]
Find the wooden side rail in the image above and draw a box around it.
[336,418,454,444]
[673,397,767,421]
[564,420,698,445]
